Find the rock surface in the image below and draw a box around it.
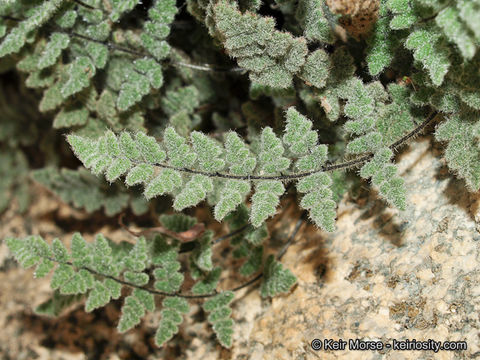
[231,138,480,360]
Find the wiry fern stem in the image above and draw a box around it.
[122,111,439,182]
[43,257,224,299]
[36,217,302,300]
[0,15,244,74]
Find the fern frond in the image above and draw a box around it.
[4,0,480,352]
[214,180,251,221]
[34,291,84,317]
[316,47,356,121]
[387,0,419,30]
[123,236,148,272]
[155,297,189,346]
[435,113,480,191]
[151,236,184,293]
[258,127,291,174]
[174,174,213,210]
[0,149,30,213]
[109,0,141,22]
[117,58,164,111]
[297,0,335,44]
[405,27,450,86]
[361,149,405,208]
[190,231,214,272]
[457,0,480,42]
[300,49,331,89]
[0,0,65,57]
[250,181,284,227]
[214,1,308,88]
[435,5,477,60]
[239,245,263,276]
[161,85,200,136]
[191,266,222,294]
[202,291,235,348]
[141,0,177,61]
[32,167,148,216]
[344,82,414,210]
[38,32,70,70]
[117,289,154,333]
[285,108,336,231]
[159,213,198,232]
[5,232,189,334]
[260,255,296,297]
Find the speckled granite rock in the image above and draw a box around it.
[231,138,480,360]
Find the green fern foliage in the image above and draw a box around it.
[0,149,30,213]
[117,58,164,111]
[38,32,70,70]
[5,233,142,314]
[250,181,284,227]
[224,131,256,175]
[124,236,148,272]
[214,180,251,221]
[435,113,480,191]
[260,255,296,298]
[258,127,291,174]
[387,0,418,30]
[163,126,197,168]
[66,123,285,227]
[297,0,335,44]
[151,236,184,293]
[110,0,141,22]
[118,289,154,333]
[366,0,399,76]
[191,266,222,294]
[161,85,200,136]
[141,0,177,61]
[435,6,476,60]
[34,291,84,317]
[342,82,414,210]
[0,0,179,140]
[63,57,97,98]
[159,213,197,232]
[315,47,356,121]
[203,291,235,348]
[0,0,65,57]
[239,245,263,276]
[32,167,148,216]
[360,148,407,210]
[367,0,480,80]
[300,49,331,89]
[6,232,189,340]
[285,108,336,231]
[405,27,450,86]
[214,1,308,88]
[190,231,214,272]
[225,204,266,276]
[85,280,114,312]
[174,175,213,210]
[155,297,189,346]
[457,0,480,42]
